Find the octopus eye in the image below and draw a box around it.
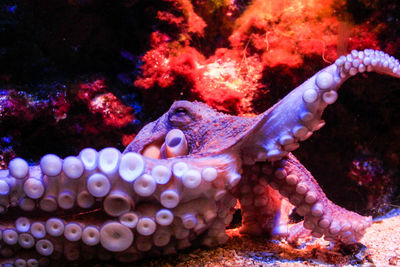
[169,107,192,126]
[174,107,188,116]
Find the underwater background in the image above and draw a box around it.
[1,0,400,255]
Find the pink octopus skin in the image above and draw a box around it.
[0,49,399,264]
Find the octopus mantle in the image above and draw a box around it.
[0,49,399,265]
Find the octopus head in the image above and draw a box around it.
[125,100,260,158]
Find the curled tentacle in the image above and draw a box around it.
[269,154,372,244]
[0,133,239,262]
[242,49,400,163]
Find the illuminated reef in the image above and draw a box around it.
[0,49,399,264]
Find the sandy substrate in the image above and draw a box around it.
[134,210,400,267]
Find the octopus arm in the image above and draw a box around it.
[241,49,400,164]
[270,153,372,244]
[0,144,241,263]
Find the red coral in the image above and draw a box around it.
[193,49,263,113]
[51,92,70,122]
[122,134,136,147]
[90,93,134,128]
[134,33,176,90]
[134,0,399,116]
[157,11,184,27]
[76,79,107,104]
[348,153,394,213]
[349,157,388,187]
[0,90,34,121]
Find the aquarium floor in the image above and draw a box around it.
[132,211,400,267]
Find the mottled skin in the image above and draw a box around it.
[125,100,262,155]
[0,49,399,264]
[125,101,290,233]
[125,100,369,242]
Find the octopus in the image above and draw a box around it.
[0,49,399,265]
